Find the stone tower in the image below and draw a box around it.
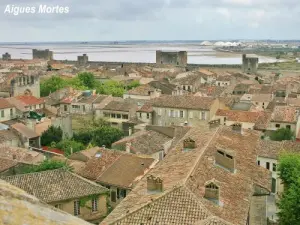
[77,54,89,66]
[2,52,11,60]
[156,50,187,66]
[242,54,259,74]
[32,49,53,60]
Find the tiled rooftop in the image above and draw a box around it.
[152,96,215,110]
[16,95,44,106]
[271,106,297,123]
[101,126,271,225]
[2,168,108,203]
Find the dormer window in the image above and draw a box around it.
[215,148,236,173]
[183,138,196,151]
[204,182,219,204]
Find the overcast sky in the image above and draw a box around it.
[1,0,299,42]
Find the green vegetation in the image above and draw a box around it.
[270,128,294,141]
[41,126,63,146]
[277,153,300,225]
[41,119,123,155]
[55,139,85,156]
[41,72,140,97]
[21,160,69,174]
[73,119,124,148]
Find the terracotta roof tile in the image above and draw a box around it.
[2,168,108,203]
[11,123,39,139]
[127,84,155,95]
[271,106,297,123]
[16,96,44,106]
[101,126,271,225]
[0,157,18,172]
[0,98,14,109]
[152,96,215,110]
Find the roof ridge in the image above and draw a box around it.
[183,127,220,184]
[1,167,65,178]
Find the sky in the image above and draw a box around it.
[1,0,300,42]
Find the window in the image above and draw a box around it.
[189,111,193,119]
[1,110,4,118]
[201,111,206,120]
[74,200,80,216]
[55,204,62,209]
[139,113,142,118]
[170,110,174,118]
[122,114,128,119]
[275,124,280,128]
[111,191,117,202]
[273,163,277,172]
[103,113,110,117]
[180,111,184,118]
[266,162,270,170]
[10,108,13,116]
[92,198,98,212]
[111,113,116,118]
[64,105,68,111]
[257,160,260,166]
[82,105,85,112]
[286,125,291,130]
[120,189,127,198]
[147,113,150,119]
[117,114,121,119]
[117,188,120,199]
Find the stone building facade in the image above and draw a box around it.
[2,52,11,60]
[156,51,187,66]
[78,54,89,66]
[242,54,259,74]
[32,49,53,60]
[10,74,40,98]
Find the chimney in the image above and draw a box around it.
[232,123,242,134]
[147,175,163,193]
[128,127,132,136]
[183,138,196,150]
[126,142,131,153]
[215,148,236,173]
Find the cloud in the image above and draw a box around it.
[0,0,299,41]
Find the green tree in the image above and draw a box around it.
[270,128,294,141]
[96,80,125,97]
[21,160,69,174]
[277,153,300,225]
[41,126,63,146]
[68,76,88,90]
[91,126,124,148]
[40,76,67,97]
[127,80,140,90]
[56,139,85,156]
[77,72,96,89]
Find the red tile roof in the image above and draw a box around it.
[16,96,44,106]
[0,98,14,109]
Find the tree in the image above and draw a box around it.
[127,80,140,90]
[270,128,294,141]
[91,126,124,148]
[77,72,96,89]
[41,126,63,146]
[96,80,125,97]
[277,153,300,225]
[73,124,124,148]
[40,76,67,97]
[56,139,85,156]
[21,160,69,174]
